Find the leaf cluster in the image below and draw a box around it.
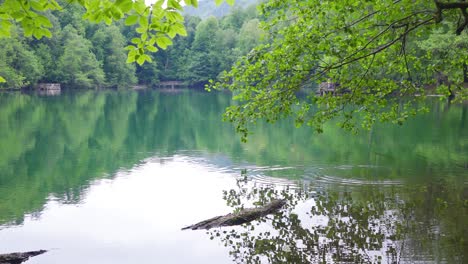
[210,0,468,140]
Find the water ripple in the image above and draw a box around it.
[313,174,402,186]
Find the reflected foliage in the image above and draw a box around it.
[0,91,466,238]
[240,100,468,181]
[208,175,467,263]
[0,90,234,225]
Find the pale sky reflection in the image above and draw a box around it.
[0,156,236,264]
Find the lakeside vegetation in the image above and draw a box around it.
[0,0,260,89]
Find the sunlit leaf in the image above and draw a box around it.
[155,36,172,49]
[116,0,133,12]
[125,15,139,26]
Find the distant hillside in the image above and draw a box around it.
[184,0,259,18]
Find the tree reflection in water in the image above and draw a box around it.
[207,175,467,264]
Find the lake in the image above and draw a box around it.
[0,90,466,263]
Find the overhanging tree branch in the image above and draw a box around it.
[330,18,434,70]
[435,1,468,34]
[458,7,468,35]
[435,1,468,10]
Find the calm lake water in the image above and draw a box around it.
[0,90,466,263]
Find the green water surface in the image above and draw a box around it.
[0,90,466,263]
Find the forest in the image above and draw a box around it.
[0,0,261,89]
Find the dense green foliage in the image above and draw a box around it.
[155,5,260,85]
[0,0,208,67]
[0,1,261,88]
[211,0,468,140]
[0,33,44,88]
[0,2,138,89]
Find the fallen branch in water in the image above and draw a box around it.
[0,250,47,264]
[182,199,286,230]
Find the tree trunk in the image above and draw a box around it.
[182,199,286,230]
[0,250,46,264]
[463,63,468,83]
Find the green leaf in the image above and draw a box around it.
[104,16,112,25]
[127,48,138,63]
[30,0,46,11]
[125,15,139,26]
[135,27,146,33]
[125,45,136,51]
[24,25,33,36]
[33,29,44,39]
[154,0,165,8]
[0,76,5,83]
[36,15,52,27]
[171,22,187,36]
[167,0,183,10]
[0,20,12,37]
[155,36,172,49]
[165,11,183,23]
[126,55,136,63]
[146,45,158,52]
[142,54,152,63]
[214,0,223,6]
[11,11,25,20]
[134,0,147,14]
[139,16,149,28]
[136,55,146,65]
[43,28,52,38]
[47,0,61,10]
[116,0,133,12]
[110,6,123,20]
[226,0,235,5]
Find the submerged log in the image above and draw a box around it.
[182,199,286,230]
[0,250,47,264]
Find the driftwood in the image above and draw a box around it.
[182,199,286,230]
[0,250,46,264]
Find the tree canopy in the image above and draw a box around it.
[211,0,468,140]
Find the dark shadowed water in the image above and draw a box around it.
[0,90,466,263]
